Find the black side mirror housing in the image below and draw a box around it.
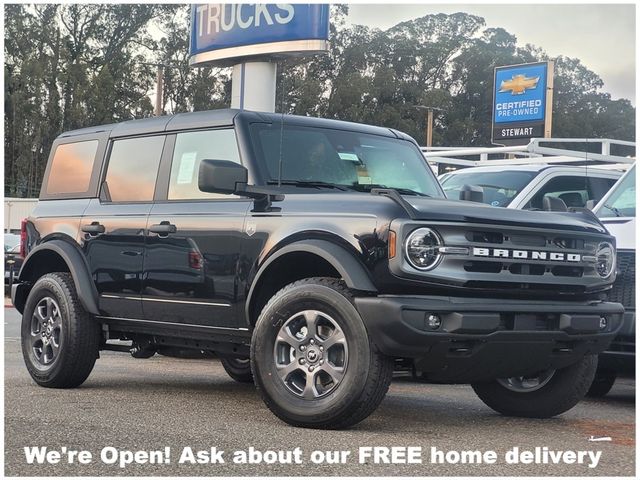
[459,184,484,203]
[198,159,248,195]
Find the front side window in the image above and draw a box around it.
[168,129,240,200]
[250,124,442,197]
[441,170,536,206]
[104,136,165,202]
[596,166,636,218]
[46,140,98,195]
[528,175,599,209]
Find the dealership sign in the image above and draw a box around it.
[492,61,554,145]
[189,4,330,66]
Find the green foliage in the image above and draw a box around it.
[4,5,635,197]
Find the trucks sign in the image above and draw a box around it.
[492,61,554,145]
[189,4,330,66]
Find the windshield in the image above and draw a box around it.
[596,165,635,218]
[441,170,537,206]
[250,123,443,197]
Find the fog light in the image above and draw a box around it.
[426,314,442,330]
[599,316,608,330]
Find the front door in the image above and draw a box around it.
[141,128,250,328]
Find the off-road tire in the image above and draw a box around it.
[220,356,254,383]
[21,272,100,388]
[586,371,616,398]
[471,355,598,418]
[251,277,394,429]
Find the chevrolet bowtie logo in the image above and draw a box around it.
[499,74,540,95]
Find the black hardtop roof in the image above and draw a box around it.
[57,109,411,141]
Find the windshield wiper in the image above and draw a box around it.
[603,204,622,217]
[267,180,348,191]
[355,184,430,197]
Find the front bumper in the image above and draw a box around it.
[355,295,624,383]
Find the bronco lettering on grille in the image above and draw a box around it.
[472,247,581,262]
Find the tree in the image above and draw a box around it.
[4,7,634,197]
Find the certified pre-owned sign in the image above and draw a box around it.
[492,61,554,146]
[189,4,330,66]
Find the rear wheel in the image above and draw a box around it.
[220,356,253,383]
[471,355,598,418]
[251,277,393,429]
[21,273,100,388]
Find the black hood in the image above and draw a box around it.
[404,196,608,234]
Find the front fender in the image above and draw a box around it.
[245,238,378,322]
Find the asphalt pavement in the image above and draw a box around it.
[4,307,636,476]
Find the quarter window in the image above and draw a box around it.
[46,140,98,195]
[104,136,165,202]
[168,129,241,200]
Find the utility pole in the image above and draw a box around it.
[413,105,444,148]
[140,62,180,117]
[154,64,164,117]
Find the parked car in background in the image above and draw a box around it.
[587,164,636,396]
[440,165,622,210]
[5,233,23,292]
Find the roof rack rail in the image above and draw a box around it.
[421,138,635,169]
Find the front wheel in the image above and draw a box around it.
[471,355,598,418]
[586,371,616,398]
[251,277,394,429]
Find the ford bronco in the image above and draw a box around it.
[13,110,623,428]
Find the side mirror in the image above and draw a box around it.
[459,184,484,203]
[198,159,248,195]
[585,199,596,210]
[543,195,568,212]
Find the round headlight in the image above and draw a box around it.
[595,242,615,278]
[405,228,442,271]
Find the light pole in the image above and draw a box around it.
[413,105,444,148]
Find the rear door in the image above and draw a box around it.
[142,129,251,329]
[80,134,166,319]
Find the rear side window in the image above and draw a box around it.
[46,140,99,194]
[104,136,165,202]
[168,129,240,200]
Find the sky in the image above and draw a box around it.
[346,3,636,104]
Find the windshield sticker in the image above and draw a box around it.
[338,152,360,162]
[177,152,197,184]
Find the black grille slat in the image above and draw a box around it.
[609,251,635,308]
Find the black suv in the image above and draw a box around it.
[13,110,623,429]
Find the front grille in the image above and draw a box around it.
[393,219,617,297]
[609,251,635,309]
[436,223,611,295]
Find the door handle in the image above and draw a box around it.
[149,221,177,236]
[81,222,105,236]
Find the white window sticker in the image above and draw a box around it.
[338,152,360,162]
[177,152,197,184]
